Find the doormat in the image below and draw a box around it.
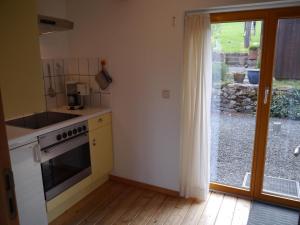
[242,172,300,199]
[247,202,299,225]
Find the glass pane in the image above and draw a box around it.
[210,21,263,189]
[263,18,300,201]
[41,143,91,192]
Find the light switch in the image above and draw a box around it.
[162,90,170,99]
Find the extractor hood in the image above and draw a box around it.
[38,15,74,35]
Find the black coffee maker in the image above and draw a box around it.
[66,81,88,110]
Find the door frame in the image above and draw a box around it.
[209,7,300,209]
[0,90,19,225]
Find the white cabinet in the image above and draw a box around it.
[10,141,48,225]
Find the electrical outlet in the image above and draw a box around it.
[162,90,170,99]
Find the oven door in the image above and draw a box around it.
[40,133,91,201]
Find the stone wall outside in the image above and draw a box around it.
[212,83,294,114]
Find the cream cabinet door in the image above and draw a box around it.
[89,124,113,182]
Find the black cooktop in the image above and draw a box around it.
[6,112,80,129]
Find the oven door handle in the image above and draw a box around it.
[40,134,89,163]
[33,143,42,163]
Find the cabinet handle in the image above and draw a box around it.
[33,144,42,163]
[98,118,103,123]
[92,138,96,146]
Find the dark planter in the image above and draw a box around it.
[233,73,245,83]
[247,69,260,84]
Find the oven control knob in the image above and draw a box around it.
[82,125,87,131]
[62,132,67,139]
[56,134,62,141]
[68,130,73,136]
[73,129,78,135]
[77,127,82,133]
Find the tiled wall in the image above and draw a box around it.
[41,57,112,110]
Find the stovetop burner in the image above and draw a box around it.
[6,112,80,129]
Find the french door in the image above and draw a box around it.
[209,7,300,209]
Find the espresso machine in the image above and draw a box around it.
[66,81,89,110]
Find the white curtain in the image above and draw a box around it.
[179,14,212,201]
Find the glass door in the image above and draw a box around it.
[210,19,263,195]
[210,7,300,208]
[258,13,300,207]
[209,9,270,198]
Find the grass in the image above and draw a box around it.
[212,21,262,53]
[272,79,300,89]
[210,21,300,90]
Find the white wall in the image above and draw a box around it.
[66,0,276,191]
[38,0,69,58]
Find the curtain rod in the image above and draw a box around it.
[186,0,300,15]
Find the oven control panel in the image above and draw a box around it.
[56,125,87,141]
[38,121,88,150]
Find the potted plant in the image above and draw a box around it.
[248,45,259,60]
[247,68,260,84]
[233,72,245,83]
[247,58,260,84]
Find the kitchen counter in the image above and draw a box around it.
[6,106,112,149]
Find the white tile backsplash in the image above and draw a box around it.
[54,76,65,93]
[88,57,100,75]
[83,95,91,107]
[42,57,112,109]
[64,58,79,75]
[101,92,111,108]
[56,93,66,107]
[43,76,56,95]
[79,58,89,75]
[65,75,79,83]
[46,95,57,110]
[91,93,101,107]
[42,59,54,77]
[89,75,100,93]
[79,75,90,85]
[53,59,64,75]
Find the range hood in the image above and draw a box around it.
[38,15,74,35]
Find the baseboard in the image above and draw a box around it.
[109,175,179,197]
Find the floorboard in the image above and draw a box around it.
[181,192,211,225]
[214,195,237,225]
[49,181,252,225]
[231,198,251,225]
[130,193,166,225]
[197,192,224,225]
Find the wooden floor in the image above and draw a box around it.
[50,180,252,225]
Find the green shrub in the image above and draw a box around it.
[212,62,229,83]
[249,45,259,51]
[270,89,300,120]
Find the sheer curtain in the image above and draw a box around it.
[179,14,212,201]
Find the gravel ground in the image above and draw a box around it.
[210,112,300,189]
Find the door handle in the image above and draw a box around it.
[294,145,300,157]
[3,168,18,219]
[264,87,270,105]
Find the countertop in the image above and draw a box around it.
[6,106,112,150]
